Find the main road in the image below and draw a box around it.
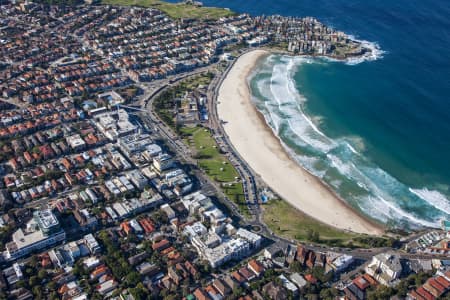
[135,66,253,222]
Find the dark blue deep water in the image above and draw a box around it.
[180,0,450,228]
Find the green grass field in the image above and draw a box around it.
[263,199,393,248]
[180,126,249,217]
[102,0,235,19]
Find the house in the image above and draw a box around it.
[278,275,298,297]
[247,259,265,277]
[423,278,446,298]
[289,273,307,290]
[128,252,150,266]
[436,276,450,290]
[73,209,97,231]
[296,245,308,265]
[193,288,210,300]
[96,279,117,295]
[330,254,354,273]
[416,287,435,300]
[205,285,221,300]
[286,244,297,264]
[238,267,255,282]
[345,283,365,300]
[168,266,183,285]
[231,271,246,285]
[136,262,159,277]
[213,279,231,297]
[152,239,170,252]
[305,251,316,268]
[262,282,288,300]
[224,275,241,290]
[264,245,284,260]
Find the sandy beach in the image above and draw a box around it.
[217,50,384,235]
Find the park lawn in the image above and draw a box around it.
[181,127,239,183]
[222,182,249,218]
[263,199,383,248]
[102,0,235,20]
[178,73,213,90]
[180,126,249,216]
[199,160,237,183]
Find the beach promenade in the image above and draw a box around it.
[216,50,384,235]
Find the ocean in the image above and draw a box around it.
[178,0,450,229]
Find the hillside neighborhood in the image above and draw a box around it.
[0,1,450,300]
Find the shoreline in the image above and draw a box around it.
[216,49,384,236]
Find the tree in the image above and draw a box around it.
[232,287,244,298]
[311,266,333,283]
[49,291,59,300]
[32,285,43,298]
[25,267,35,276]
[38,269,47,280]
[29,275,39,287]
[47,281,57,291]
[130,283,149,300]
[367,285,395,300]
[198,260,211,274]
[320,288,338,300]
[290,261,304,273]
[126,271,141,286]
[29,255,38,268]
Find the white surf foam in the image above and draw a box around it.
[249,54,445,229]
[320,37,386,65]
[345,142,358,154]
[370,195,439,228]
[346,37,386,65]
[410,188,450,215]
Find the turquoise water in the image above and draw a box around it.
[181,0,450,229]
[249,56,448,229]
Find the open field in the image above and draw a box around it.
[263,199,394,248]
[102,0,235,19]
[180,126,249,217]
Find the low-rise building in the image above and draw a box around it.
[84,234,101,254]
[278,275,299,297]
[66,134,86,151]
[365,252,402,285]
[329,254,354,273]
[153,153,174,172]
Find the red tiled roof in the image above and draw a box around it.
[304,274,317,284]
[353,276,370,291]
[231,271,246,283]
[417,287,436,300]
[248,259,264,275]
[409,290,425,300]
[428,278,446,294]
[436,276,450,289]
